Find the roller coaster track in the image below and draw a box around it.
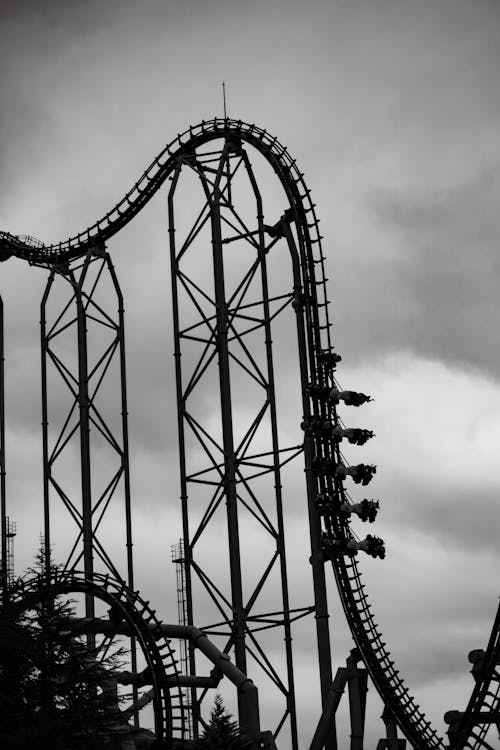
[4,570,185,743]
[2,118,499,750]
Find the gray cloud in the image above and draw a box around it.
[360,169,500,375]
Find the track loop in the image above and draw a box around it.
[3,570,186,745]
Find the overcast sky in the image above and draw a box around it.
[2,0,500,746]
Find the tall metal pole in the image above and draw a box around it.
[168,164,200,734]
[282,221,336,750]
[107,252,138,725]
[75,263,95,627]
[0,295,7,603]
[209,153,249,727]
[41,272,55,578]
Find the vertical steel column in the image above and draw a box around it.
[106,254,138,726]
[105,255,135,589]
[243,153,299,750]
[0,295,7,603]
[168,163,200,735]
[209,152,249,724]
[75,264,95,625]
[381,706,402,746]
[282,220,336,750]
[40,274,54,577]
[347,671,367,749]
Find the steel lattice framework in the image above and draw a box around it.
[1,118,500,750]
[168,138,308,747]
[40,248,134,591]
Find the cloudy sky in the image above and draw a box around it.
[2,0,500,746]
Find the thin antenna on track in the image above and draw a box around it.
[222,81,227,119]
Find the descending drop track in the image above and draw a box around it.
[2,119,500,750]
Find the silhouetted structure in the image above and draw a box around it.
[0,118,498,750]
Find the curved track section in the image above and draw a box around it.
[2,118,496,750]
[446,603,500,750]
[3,570,184,743]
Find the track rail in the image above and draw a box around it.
[4,570,185,742]
[2,118,498,750]
[0,117,330,279]
[446,603,500,750]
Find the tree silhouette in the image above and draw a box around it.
[186,694,255,750]
[0,549,131,749]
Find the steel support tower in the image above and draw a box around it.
[168,134,324,748]
[39,245,138,706]
[40,245,134,589]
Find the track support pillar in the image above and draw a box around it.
[376,706,406,749]
[0,295,7,604]
[309,653,368,750]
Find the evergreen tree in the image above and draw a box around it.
[202,694,239,748]
[187,694,254,750]
[0,551,133,748]
[0,610,40,748]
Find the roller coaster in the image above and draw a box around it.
[1,118,499,749]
